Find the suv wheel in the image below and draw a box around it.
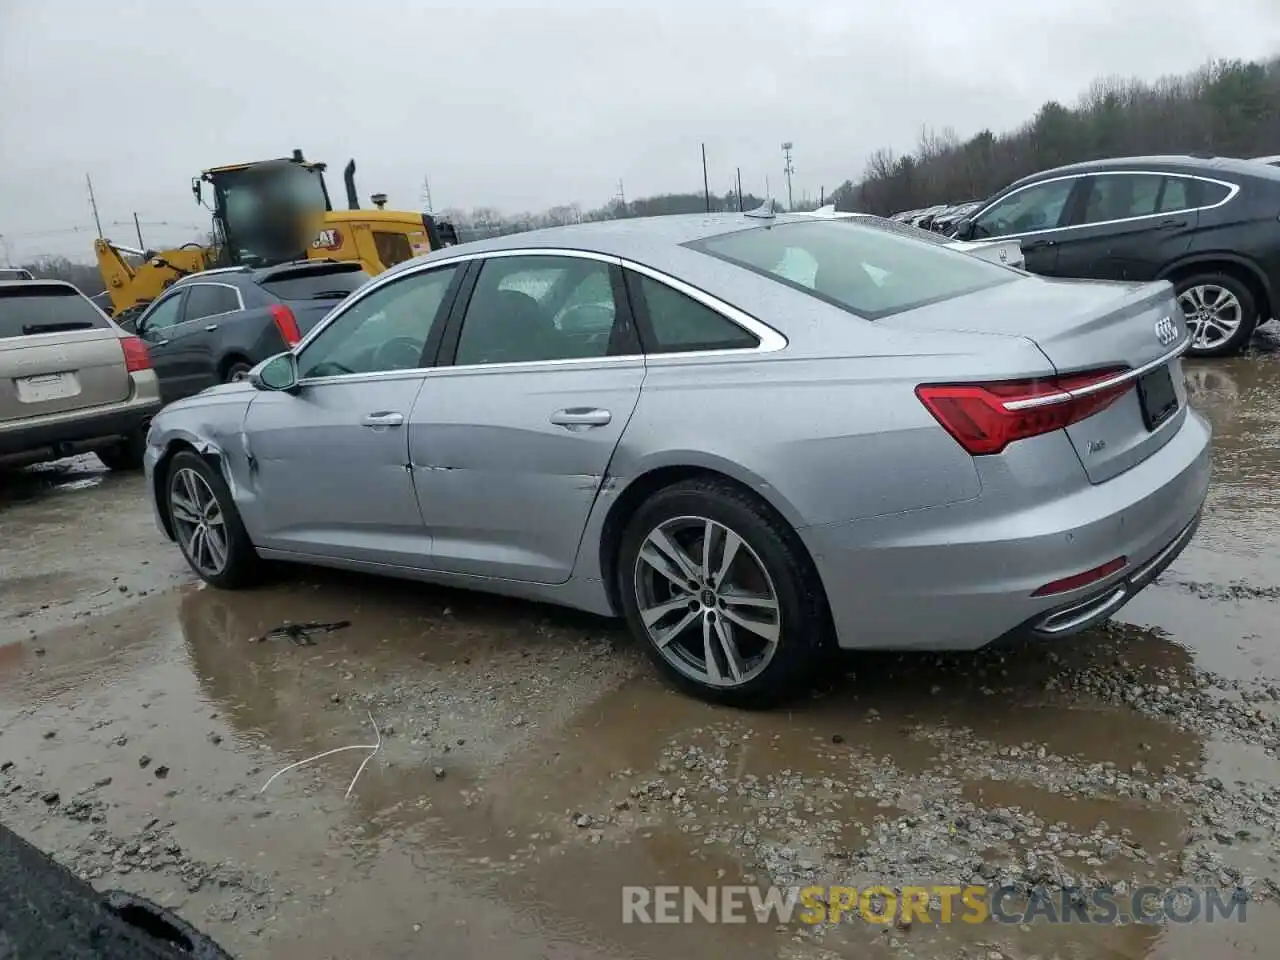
[224,361,253,383]
[616,479,830,707]
[96,430,145,471]
[1175,272,1258,357]
[165,451,261,588]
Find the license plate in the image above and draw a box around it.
[1137,366,1178,430]
[15,372,78,403]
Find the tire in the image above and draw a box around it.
[616,478,831,708]
[96,430,145,471]
[1174,272,1258,358]
[223,360,253,383]
[165,450,261,588]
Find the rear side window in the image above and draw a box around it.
[0,286,110,339]
[259,265,371,302]
[1166,177,1232,210]
[630,274,758,352]
[183,284,241,321]
[690,220,1016,320]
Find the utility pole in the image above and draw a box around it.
[133,212,145,250]
[701,143,711,213]
[820,185,825,206]
[85,173,104,238]
[781,142,795,211]
[420,176,434,214]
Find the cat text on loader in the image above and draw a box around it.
[94,148,458,318]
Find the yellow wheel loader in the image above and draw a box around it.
[95,149,458,317]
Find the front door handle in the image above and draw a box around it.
[1159,219,1188,229]
[1023,239,1056,251]
[550,407,611,428]
[361,411,404,428]
[153,338,170,347]
[204,324,218,332]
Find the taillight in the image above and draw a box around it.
[270,304,302,346]
[120,335,151,373]
[916,367,1131,456]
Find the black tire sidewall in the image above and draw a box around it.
[166,451,258,588]
[616,480,828,708]
[1175,272,1258,357]
[97,430,145,471]
[224,362,253,383]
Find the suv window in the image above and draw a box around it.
[0,286,110,339]
[259,264,371,302]
[691,220,1015,320]
[183,284,240,321]
[972,178,1075,238]
[297,265,458,379]
[139,293,185,333]
[631,274,758,352]
[454,256,619,365]
[1079,174,1163,224]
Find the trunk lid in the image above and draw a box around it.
[0,286,131,423]
[882,276,1188,483]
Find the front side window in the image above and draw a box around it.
[297,265,459,379]
[971,178,1076,238]
[454,256,620,365]
[690,220,1016,320]
[139,293,185,332]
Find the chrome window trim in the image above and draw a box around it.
[291,247,788,387]
[971,170,1240,241]
[1002,336,1190,411]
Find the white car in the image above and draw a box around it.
[804,205,1025,270]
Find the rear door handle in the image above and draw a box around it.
[204,324,218,332]
[550,407,611,428]
[154,338,170,347]
[1159,218,1188,229]
[361,411,404,428]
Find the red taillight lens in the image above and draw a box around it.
[915,367,1131,456]
[1033,555,1128,597]
[120,335,151,372]
[270,304,302,346]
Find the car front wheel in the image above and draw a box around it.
[617,478,830,707]
[165,451,261,588]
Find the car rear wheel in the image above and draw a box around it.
[165,451,261,588]
[1175,273,1258,358]
[617,479,830,707]
[224,361,253,383]
[96,430,145,471]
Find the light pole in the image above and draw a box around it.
[781,142,795,211]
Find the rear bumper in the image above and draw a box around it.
[0,390,161,463]
[800,408,1212,651]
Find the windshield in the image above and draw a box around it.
[260,264,370,301]
[0,286,109,339]
[214,164,330,266]
[690,219,1017,319]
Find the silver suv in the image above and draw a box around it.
[0,280,161,469]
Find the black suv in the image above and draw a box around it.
[120,260,370,404]
[953,155,1280,356]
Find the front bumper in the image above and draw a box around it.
[800,409,1212,651]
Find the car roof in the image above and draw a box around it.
[0,278,82,293]
[1014,154,1280,185]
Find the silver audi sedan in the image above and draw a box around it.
[143,210,1211,706]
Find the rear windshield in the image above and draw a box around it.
[0,286,110,339]
[689,220,1017,319]
[259,264,370,302]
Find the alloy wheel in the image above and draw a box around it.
[170,467,230,577]
[632,515,781,688]
[1178,284,1242,351]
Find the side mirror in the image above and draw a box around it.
[249,352,299,393]
[952,218,975,241]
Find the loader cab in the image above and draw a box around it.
[199,155,333,269]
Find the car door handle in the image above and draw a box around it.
[1159,219,1188,229]
[360,412,404,428]
[550,408,611,428]
[153,338,170,347]
[204,324,218,332]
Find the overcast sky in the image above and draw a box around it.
[3,0,1280,262]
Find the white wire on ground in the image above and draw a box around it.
[258,710,383,799]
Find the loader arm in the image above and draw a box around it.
[94,238,211,315]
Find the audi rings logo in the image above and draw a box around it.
[1154,315,1178,347]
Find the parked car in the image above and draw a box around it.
[952,155,1280,357]
[933,200,983,236]
[0,267,34,281]
[144,211,1209,706]
[120,260,370,405]
[0,279,159,469]
[804,206,1025,268]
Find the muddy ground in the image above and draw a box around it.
[2,348,1279,960]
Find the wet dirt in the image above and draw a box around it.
[1,355,1278,959]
